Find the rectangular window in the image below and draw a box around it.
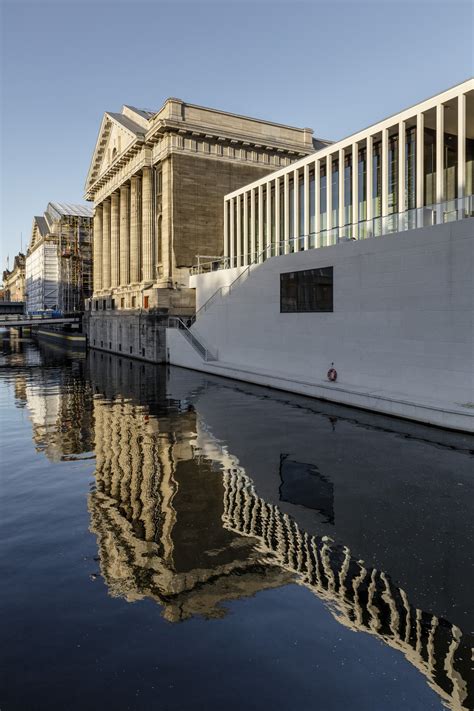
[144,295,149,309]
[280,267,333,313]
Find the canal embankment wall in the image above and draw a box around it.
[167,218,474,432]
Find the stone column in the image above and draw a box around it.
[398,121,406,214]
[119,184,130,286]
[283,173,289,254]
[338,148,345,233]
[130,175,141,284]
[293,168,299,252]
[102,198,111,290]
[366,136,373,225]
[141,166,153,282]
[381,129,389,217]
[416,112,424,209]
[236,194,241,266]
[110,192,120,287]
[436,103,444,204]
[93,204,103,293]
[243,192,248,266]
[274,177,280,256]
[458,93,466,201]
[352,144,359,237]
[303,164,310,250]
[223,199,229,265]
[229,197,235,268]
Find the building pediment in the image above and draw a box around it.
[85,109,153,195]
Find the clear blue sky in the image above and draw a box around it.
[1,0,473,270]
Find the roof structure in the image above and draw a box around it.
[46,202,94,219]
[34,216,49,237]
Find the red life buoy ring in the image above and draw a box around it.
[327,366,337,382]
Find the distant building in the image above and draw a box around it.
[25,202,93,313]
[2,253,26,302]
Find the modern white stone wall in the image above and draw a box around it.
[170,218,474,431]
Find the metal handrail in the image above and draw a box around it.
[168,316,217,361]
[191,243,273,323]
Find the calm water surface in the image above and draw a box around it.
[1,337,473,711]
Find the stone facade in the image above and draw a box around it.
[2,253,26,302]
[84,98,319,360]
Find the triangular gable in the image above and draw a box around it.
[85,110,151,193]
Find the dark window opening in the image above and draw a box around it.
[109,341,112,349]
[142,348,145,357]
[119,344,122,352]
[130,346,133,354]
[280,267,333,313]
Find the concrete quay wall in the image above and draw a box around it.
[168,218,474,431]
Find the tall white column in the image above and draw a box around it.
[366,136,373,224]
[416,112,424,209]
[258,184,264,259]
[119,184,130,286]
[326,155,333,233]
[93,204,103,293]
[458,93,466,201]
[314,159,320,245]
[293,168,299,251]
[223,199,229,265]
[236,194,242,266]
[303,163,310,250]
[250,189,256,261]
[436,103,444,204]
[275,178,280,256]
[398,121,406,215]
[266,182,272,258]
[284,173,290,254]
[381,128,389,217]
[141,166,153,282]
[229,197,235,268]
[352,144,359,238]
[102,198,111,290]
[110,191,120,287]
[338,148,345,233]
[243,193,248,266]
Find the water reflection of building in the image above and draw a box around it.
[88,352,292,621]
[15,352,94,461]
[88,354,473,709]
[222,469,472,711]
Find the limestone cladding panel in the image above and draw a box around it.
[171,153,275,268]
[119,184,130,286]
[102,199,111,289]
[141,167,153,283]
[111,192,120,287]
[130,175,142,283]
[93,204,103,292]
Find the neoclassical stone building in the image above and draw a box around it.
[84,99,320,358]
[3,253,26,302]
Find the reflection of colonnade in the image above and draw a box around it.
[89,386,291,621]
[222,470,472,711]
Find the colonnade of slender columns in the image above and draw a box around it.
[93,168,157,295]
[225,89,470,265]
